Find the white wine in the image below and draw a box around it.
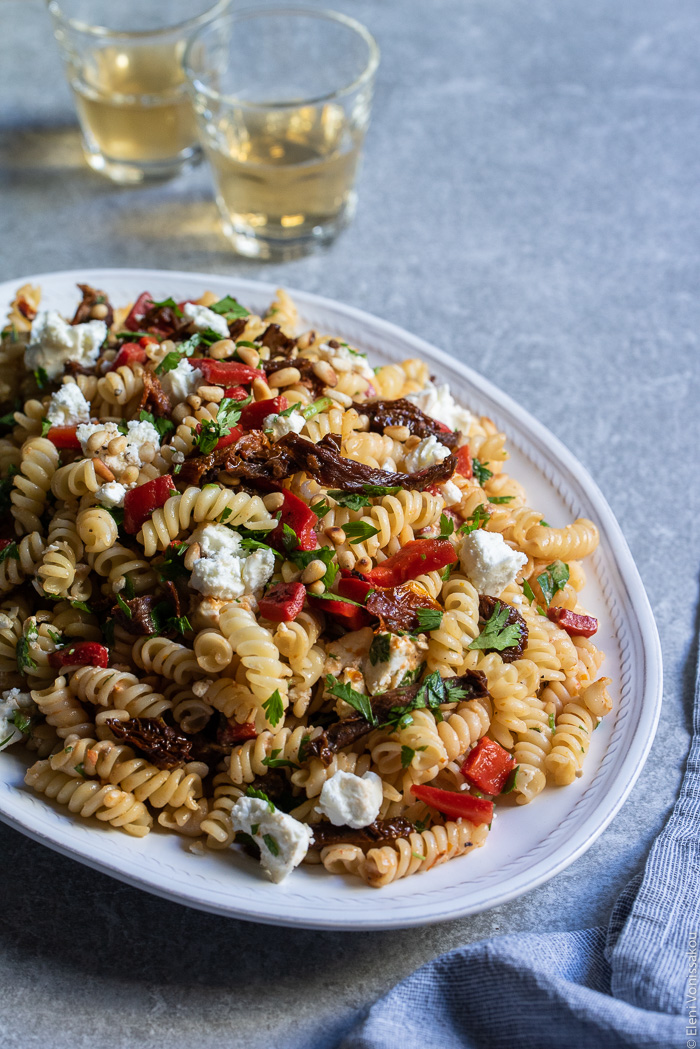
[204,104,363,251]
[72,44,198,168]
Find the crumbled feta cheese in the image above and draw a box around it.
[0,688,35,752]
[324,627,374,677]
[187,523,274,600]
[160,357,204,403]
[95,481,127,508]
[362,633,429,695]
[76,419,161,476]
[191,678,213,698]
[316,770,383,829]
[263,410,306,442]
[317,341,374,381]
[46,383,91,426]
[230,796,313,883]
[25,310,107,379]
[171,450,185,465]
[406,380,474,435]
[403,435,451,474]
[241,547,276,592]
[182,302,229,340]
[459,529,528,597]
[439,479,462,507]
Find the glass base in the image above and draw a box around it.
[217,193,356,260]
[83,143,202,184]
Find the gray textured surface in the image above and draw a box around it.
[1,0,699,1046]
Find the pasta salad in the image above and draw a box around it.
[0,282,612,888]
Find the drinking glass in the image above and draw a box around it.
[184,8,379,259]
[47,0,231,183]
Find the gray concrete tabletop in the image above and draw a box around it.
[1,0,699,1046]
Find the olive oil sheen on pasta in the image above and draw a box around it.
[203,106,362,253]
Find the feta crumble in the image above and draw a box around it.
[406,380,474,435]
[459,529,528,597]
[316,770,383,829]
[95,481,127,508]
[263,409,305,442]
[438,479,462,507]
[187,523,275,600]
[182,302,229,340]
[403,435,451,474]
[230,796,313,883]
[46,383,91,426]
[76,419,161,476]
[160,357,204,403]
[25,310,107,379]
[0,688,35,752]
[362,633,428,695]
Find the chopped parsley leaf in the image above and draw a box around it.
[369,632,391,665]
[489,495,514,504]
[210,295,250,320]
[469,602,523,653]
[261,748,299,770]
[501,765,519,794]
[536,560,570,606]
[325,675,375,724]
[415,608,444,632]
[0,542,20,565]
[342,521,379,545]
[115,593,132,619]
[459,504,491,535]
[33,367,49,390]
[472,458,493,486]
[245,786,274,812]
[262,833,280,857]
[262,689,284,727]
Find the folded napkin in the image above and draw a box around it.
[339,653,699,1049]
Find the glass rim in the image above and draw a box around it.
[46,0,232,40]
[183,6,380,110]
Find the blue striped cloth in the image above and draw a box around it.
[339,652,699,1049]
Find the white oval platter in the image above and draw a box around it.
[0,268,662,930]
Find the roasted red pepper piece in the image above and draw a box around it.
[268,489,318,553]
[239,396,289,430]
[124,475,177,534]
[0,539,12,551]
[46,426,82,450]
[139,335,159,349]
[123,292,155,332]
[366,538,457,588]
[411,784,494,825]
[547,607,598,638]
[455,444,473,480]
[461,737,516,795]
[307,593,373,630]
[49,642,109,670]
[189,359,265,385]
[337,572,374,604]
[224,385,252,401]
[107,342,148,372]
[259,581,306,622]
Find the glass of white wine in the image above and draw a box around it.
[47,0,231,183]
[183,8,379,259]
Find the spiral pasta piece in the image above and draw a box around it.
[25,759,152,836]
[0,532,45,594]
[219,603,290,716]
[137,486,275,556]
[69,665,171,719]
[77,506,119,553]
[545,677,612,785]
[30,676,94,739]
[362,820,489,887]
[11,437,59,533]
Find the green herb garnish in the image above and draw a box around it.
[210,295,250,320]
[501,765,519,794]
[245,786,274,812]
[325,675,375,724]
[472,459,493,486]
[262,689,284,727]
[369,633,391,665]
[342,521,379,545]
[459,504,491,535]
[261,748,299,770]
[415,608,444,632]
[469,602,523,653]
[536,561,570,607]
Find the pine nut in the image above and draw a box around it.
[281,560,301,583]
[139,442,156,464]
[404,435,421,450]
[197,385,224,403]
[384,425,410,441]
[107,436,126,455]
[90,303,109,320]
[308,580,325,595]
[324,387,352,407]
[263,491,285,511]
[355,555,372,574]
[236,345,260,367]
[267,366,301,388]
[296,330,316,350]
[301,559,327,584]
[253,377,273,400]
[325,526,346,543]
[87,432,106,453]
[337,550,354,571]
[121,466,139,485]
[93,459,115,481]
[208,339,235,360]
[312,360,337,386]
[187,395,202,411]
[184,542,201,570]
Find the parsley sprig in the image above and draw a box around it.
[262,689,285,727]
[469,603,523,653]
[536,561,570,606]
[210,295,250,321]
[193,396,250,455]
[325,676,375,724]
